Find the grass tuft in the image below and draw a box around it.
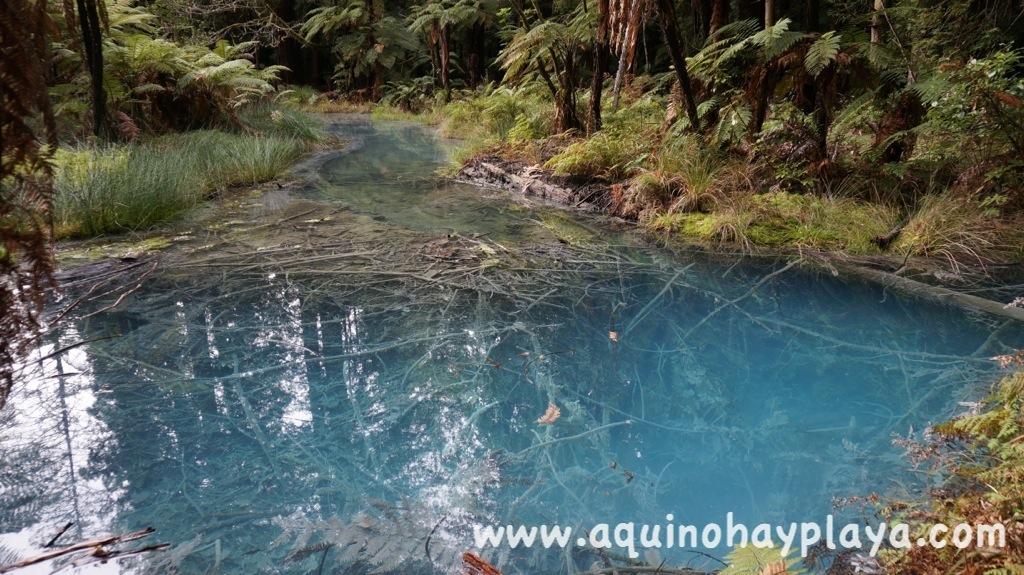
[54,131,305,237]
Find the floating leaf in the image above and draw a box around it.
[609,331,618,342]
[462,552,502,575]
[536,403,560,425]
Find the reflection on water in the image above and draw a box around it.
[1,117,1020,575]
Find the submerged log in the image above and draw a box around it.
[833,261,1024,323]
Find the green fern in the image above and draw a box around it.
[805,31,842,77]
[720,544,807,575]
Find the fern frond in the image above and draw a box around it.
[805,31,842,77]
[751,18,806,61]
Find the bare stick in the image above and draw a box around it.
[0,528,157,573]
[79,261,159,320]
[513,420,632,458]
[685,259,799,339]
[43,522,74,548]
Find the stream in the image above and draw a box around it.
[0,115,1020,575]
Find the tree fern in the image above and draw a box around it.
[804,31,842,77]
[711,100,752,146]
[750,18,806,61]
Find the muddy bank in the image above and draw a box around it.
[457,156,612,212]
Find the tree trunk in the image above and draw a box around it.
[692,0,710,39]
[870,0,884,44]
[656,0,701,131]
[372,63,384,100]
[751,67,772,136]
[77,0,106,138]
[813,69,831,161]
[709,0,728,35]
[588,0,609,134]
[764,0,774,27]
[738,0,759,21]
[467,22,485,88]
[805,0,819,32]
[611,0,642,111]
[440,26,451,101]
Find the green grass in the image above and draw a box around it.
[890,193,1007,266]
[54,131,305,237]
[237,101,326,142]
[647,191,898,254]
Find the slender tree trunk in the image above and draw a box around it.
[372,63,384,100]
[440,26,451,101]
[751,67,772,135]
[588,0,609,133]
[467,22,485,88]
[764,0,774,27]
[272,0,301,83]
[692,0,710,39]
[870,0,884,44]
[561,54,581,132]
[709,0,728,35]
[805,0,819,32]
[738,0,759,20]
[77,0,106,138]
[813,69,831,161]
[611,0,642,111]
[656,0,700,131]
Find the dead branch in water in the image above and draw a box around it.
[0,527,167,573]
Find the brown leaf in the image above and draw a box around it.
[609,331,618,342]
[462,552,502,575]
[536,403,561,425]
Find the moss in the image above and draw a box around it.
[644,191,897,253]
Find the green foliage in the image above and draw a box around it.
[712,99,754,146]
[237,103,326,141]
[44,0,290,135]
[915,48,1024,161]
[544,131,643,179]
[53,132,305,237]
[380,77,437,112]
[889,193,1012,267]
[883,368,1024,574]
[690,18,807,88]
[805,32,842,78]
[721,543,806,575]
[302,0,420,92]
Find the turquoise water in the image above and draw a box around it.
[1,118,1020,575]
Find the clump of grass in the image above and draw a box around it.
[891,192,1007,268]
[54,131,305,237]
[544,130,649,179]
[238,102,325,142]
[544,98,664,180]
[746,191,898,252]
[438,99,489,140]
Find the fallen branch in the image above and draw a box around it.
[0,528,161,573]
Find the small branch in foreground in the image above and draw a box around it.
[0,527,164,574]
[43,523,74,548]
